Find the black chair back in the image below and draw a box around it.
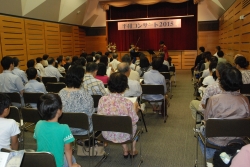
[4,92,21,104]
[59,77,66,83]
[240,84,250,94]
[169,66,175,72]
[42,77,57,85]
[160,72,171,80]
[141,84,165,95]
[7,106,21,123]
[46,82,66,93]
[21,107,41,123]
[59,112,89,130]
[23,93,43,104]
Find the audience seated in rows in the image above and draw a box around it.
[12,57,28,85]
[57,56,66,73]
[138,55,152,78]
[109,53,120,71]
[95,63,109,84]
[59,65,94,135]
[44,57,63,81]
[199,52,212,72]
[41,54,49,67]
[163,57,174,70]
[201,56,218,78]
[81,62,107,96]
[122,53,141,74]
[117,62,142,97]
[35,93,80,167]
[97,72,139,158]
[213,45,221,57]
[94,54,101,64]
[0,93,20,151]
[217,50,227,64]
[0,56,24,95]
[191,46,205,78]
[121,54,140,81]
[198,67,250,159]
[64,56,71,71]
[27,59,42,80]
[234,56,250,84]
[35,57,45,76]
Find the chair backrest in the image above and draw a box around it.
[7,106,21,123]
[60,73,66,77]
[59,112,89,130]
[21,107,41,123]
[141,84,165,95]
[160,72,171,80]
[59,77,66,83]
[92,114,132,134]
[169,66,175,72]
[206,118,250,138]
[240,84,250,94]
[42,77,57,85]
[23,92,43,104]
[1,148,56,167]
[46,82,66,93]
[4,92,21,104]
[91,95,102,108]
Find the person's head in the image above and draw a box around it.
[219,67,242,92]
[108,72,128,93]
[0,93,11,117]
[117,62,130,77]
[100,56,108,67]
[216,62,232,79]
[97,63,107,76]
[159,41,164,46]
[216,46,221,52]
[65,65,84,88]
[37,93,62,121]
[233,54,243,61]
[121,54,131,64]
[105,52,110,57]
[57,56,63,65]
[112,53,118,59]
[12,57,20,67]
[96,51,102,56]
[130,43,134,48]
[86,62,98,75]
[86,56,93,63]
[72,56,79,63]
[217,51,224,58]
[36,57,42,63]
[43,54,49,60]
[73,57,86,67]
[203,51,212,62]
[27,59,35,68]
[210,56,218,63]
[209,62,218,81]
[152,57,163,70]
[26,67,37,80]
[80,52,87,59]
[167,57,172,64]
[47,57,55,65]
[65,56,71,62]
[1,56,14,70]
[199,46,205,53]
[234,56,249,69]
[140,56,150,68]
[95,54,101,62]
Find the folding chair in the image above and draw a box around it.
[195,118,250,167]
[46,82,66,93]
[1,148,56,167]
[240,84,250,94]
[59,77,66,83]
[23,92,43,107]
[42,77,57,86]
[92,114,143,167]
[60,73,66,77]
[169,66,176,87]
[4,92,23,108]
[160,72,172,99]
[140,84,167,123]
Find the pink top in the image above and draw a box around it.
[95,75,109,84]
[98,93,138,143]
[231,144,250,167]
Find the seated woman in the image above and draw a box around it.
[143,57,167,114]
[199,67,250,159]
[234,56,250,84]
[138,56,152,78]
[98,72,139,158]
[59,65,94,135]
[95,63,109,84]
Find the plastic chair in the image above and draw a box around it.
[140,84,167,123]
[46,82,66,93]
[23,92,43,106]
[59,77,66,83]
[194,118,250,167]
[41,77,57,86]
[92,114,143,166]
[160,72,172,99]
[240,84,250,94]
[4,92,22,107]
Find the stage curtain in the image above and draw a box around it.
[107,1,197,51]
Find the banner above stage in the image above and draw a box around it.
[118,19,181,30]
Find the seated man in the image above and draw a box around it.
[12,57,28,85]
[35,57,45,77]
[81,62,107,96]
[109,53,120,71]
[0,93,20,150]
[121,54,140,82]
[44,57,63,81]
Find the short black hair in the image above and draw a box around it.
[86,56,93,63]
[65,65,84,88]
[37,93,62,120]
[112,53,118,59]
[199,46,205,52]
[95,54,101,61]
[43,54,49,60]
[203,51,212,61]
[80,53,87,58]
[217,51,224,58]
[105,52,110,56]
[97,63,107,76]
[121,54,131,63]
[152,57,163,70]
[26,67,37,80]
[139,56,150,68]
[47,57,55,65]
[108,72,128,93]
[235,56,249,69]
[73,57,86,66]
[216,46,221,51]
[1,56,14,70]
[86,62,98,72]
[100,56,108,66]
[72,56,79,63]
[36,57,42,63]
[0,93,11,115]
[57,56,63,64]
[210,56,218,63]
[27,59,35,68]
[220,67,242,91]
[12,57,19,67]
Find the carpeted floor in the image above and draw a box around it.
[23,70,205,167]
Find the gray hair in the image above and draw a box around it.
[112,53,118,59]
[216,62,232,76]
[117,62,130,74]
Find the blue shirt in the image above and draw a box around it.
[12,67,28,85]
[44,65,62,81]
[0,70,24,93]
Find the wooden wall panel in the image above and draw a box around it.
[168,51,181,70]
[181,51,197,70]
[79,30,86,52]
[25,19,45,61]
[0,16,27,70]
[44,22,61,58]
[85,36,107,54]
[60,32,73,57]
[72,26,80,56]
[198,31,219,54]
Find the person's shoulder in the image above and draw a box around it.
[0,118,16,125]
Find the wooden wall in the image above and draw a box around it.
[198,31,219,54]
[85,36,107,54]
[0,15,86,71]
[219,0,250,63]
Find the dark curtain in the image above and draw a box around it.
[107,1,198,51]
